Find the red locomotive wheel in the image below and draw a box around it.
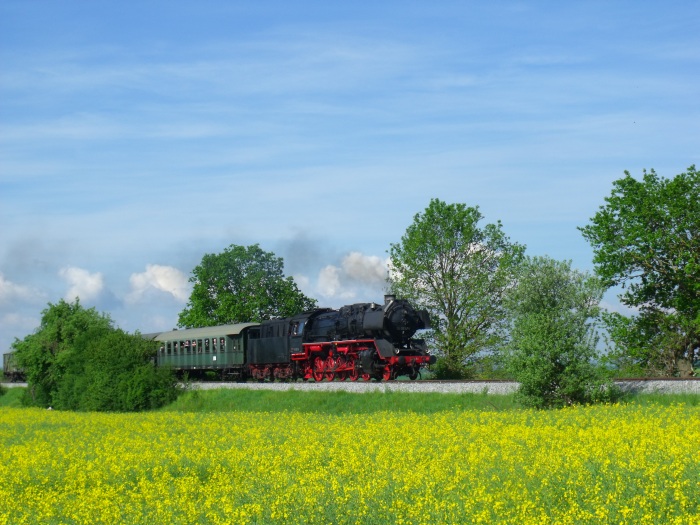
[335,356,347,381]
[382,366,393,381]
[324,356,336,382]
[312,356,325,382]
[347,357,360,381]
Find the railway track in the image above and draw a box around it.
[4,378,698,394]
[188,377,699,395]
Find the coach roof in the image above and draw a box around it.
[152,323,259,341]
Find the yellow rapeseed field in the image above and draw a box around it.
[0,403,698,524]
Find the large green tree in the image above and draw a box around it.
[13,299,113,406]
[579,166,699,376]
[503,256,616,408]
[178,244,317,327]
[388,198,525,378]
[13,299,177,410]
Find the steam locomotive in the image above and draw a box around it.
[153,295,435,381]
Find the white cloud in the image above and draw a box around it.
[1,312,40,335]
[0,273,46,305]
[127,264,190,304]
[314,252,389,301]
[342,252,388,284]
[317,265,355,300]
[59,267,105,303]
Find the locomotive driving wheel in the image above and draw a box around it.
[312,356,325,382]
[335,356,348,381]
[382,366,393,381]
[347,357,360,382]
[324,356,336,382]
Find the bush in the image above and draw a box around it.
[504,257,618,409]
[14,299,179,411]
[53,328,179,411]
[431,357,473,380]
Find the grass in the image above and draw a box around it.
[0,387,24,408]
[163,387,700,414]
[621,391,700,407]
[163,387,521,414]
[3,384,699,413]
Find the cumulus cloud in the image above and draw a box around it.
[0,272,46,305]
[342,252,387,284]
[1,311,41,334]
[314,252,389,301]
[59,267,105,303]
[317,265,357,300]
[127,264,190,303]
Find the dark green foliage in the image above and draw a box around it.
[602,310,697,377]
[504,256,619,409]
[13,299,113,406]
[12,299,179,411]
[178,243,317,327]
[389,198,525,379]
[53,329,179,411]
[580,166,700,376]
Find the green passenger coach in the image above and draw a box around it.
[153,323,258,380]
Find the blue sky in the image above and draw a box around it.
[1,1,698,355]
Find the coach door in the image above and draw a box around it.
[288,318,305,357]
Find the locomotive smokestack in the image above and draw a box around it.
[384,294,395,305]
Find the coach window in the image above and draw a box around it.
[197,339,202,353]
[220,337,226,352]
[204,338,210,353]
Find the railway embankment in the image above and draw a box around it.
[3,378,699,394]
[189,378,699,394]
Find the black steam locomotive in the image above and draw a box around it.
[153,295,435,381]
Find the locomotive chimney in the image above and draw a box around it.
[384,294,395,305]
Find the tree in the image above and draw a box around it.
[13,299,113,406]
[178,244,317,327]
[388,198,525,378]
[579,166,700,376]
[503,256,616,408]
[601,309,696,377]
[53,328,178,411]
[13,299,178,410]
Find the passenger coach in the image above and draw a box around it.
[152,324,257,380]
